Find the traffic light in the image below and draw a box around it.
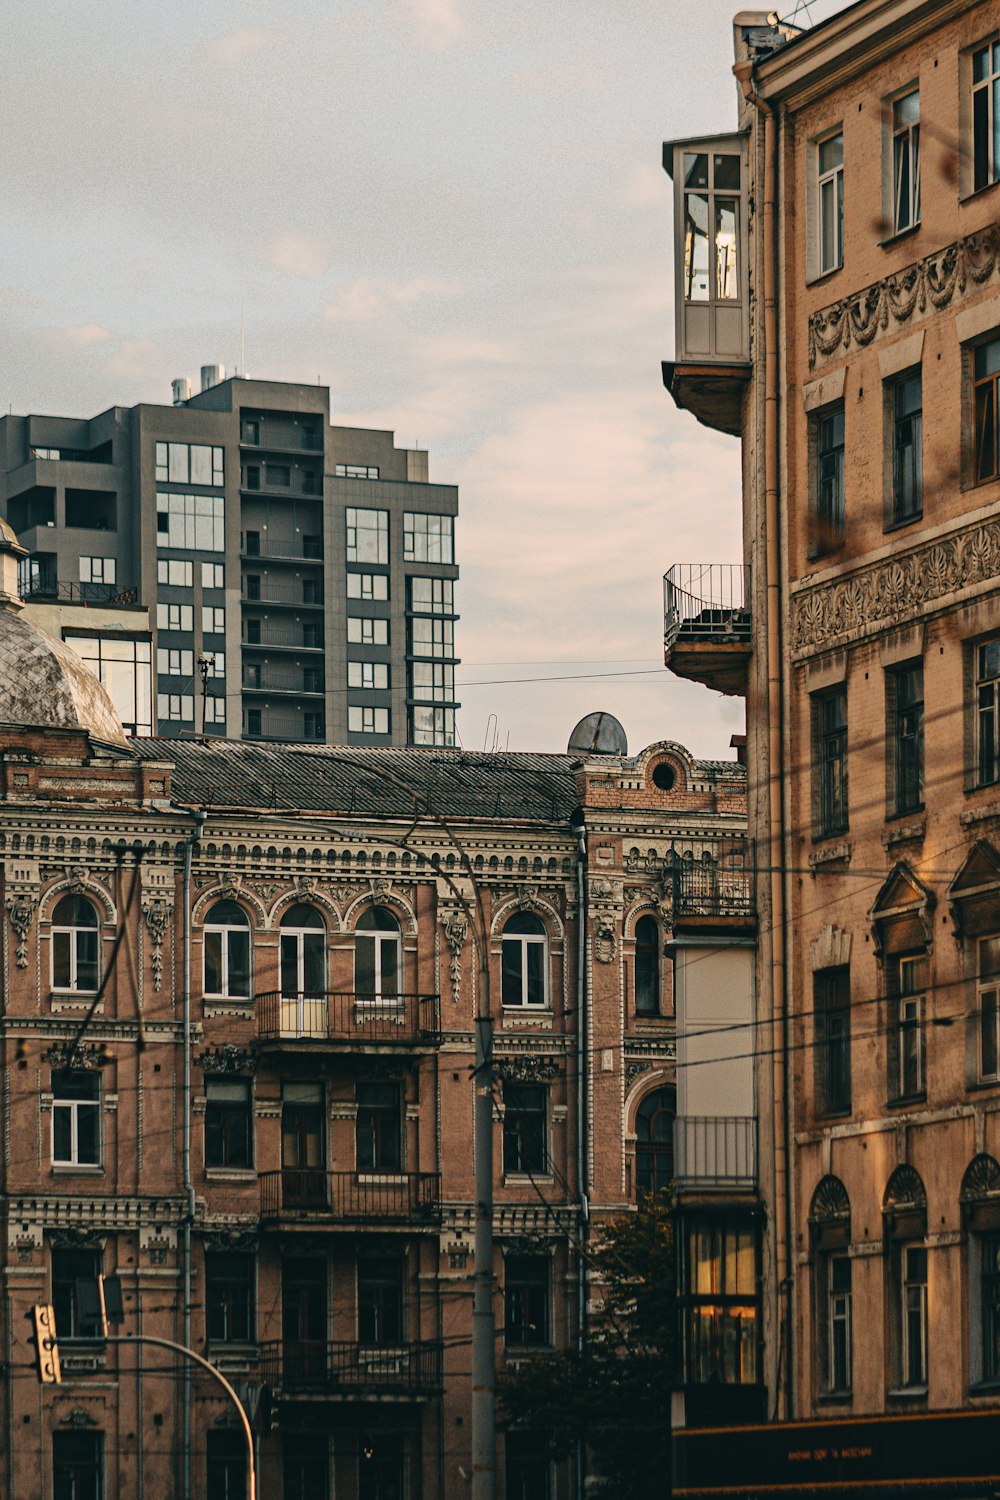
[30,1304,61,1385]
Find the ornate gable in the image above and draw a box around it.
[869,862,935,958]
[948,841,1000,938]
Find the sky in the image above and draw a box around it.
[1,0,843,761]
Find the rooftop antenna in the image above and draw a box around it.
[483,713,497,753]
[239,300,245,377]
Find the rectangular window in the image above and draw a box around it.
[408,616,455,658]
[978,935,1000,1081]
[202,562,225,590]
[157,648,194,677]
[348,705,390,735]
[505,1255,550,1346]
[52,1247,101,1340]
[817,131,844,275]
[409,660,455,702]
[409,704,456,747]
[814,968,850,1114]
[205,697,226,726]
[503,1084,547,1175]
[973,39,1000,193]
[977,639,1000,785]
[505,1433,550,1500]
[974,336,1000,485]
[52,1071,101,1167]
[816,688,848,836]
[982,1231,1000,1381]
[205,1251,254,1343]
[205,1079,253,1170]
[336,463,379,479]
[156,603,194,633]
[79,556,116,585]
[815,403,846,550]
[356,1082,402,1172]
[890,662,924,815]
[684,1219,759,1385]
[202,606,226,636]
[157,558,193,588]
[348,661,389,690]
[891,90,920,233]
[901,1244,928,1386]
[157,693,194,722]
[408,576,454,614]
[64,635,153,738]
[53,1432,103,1500]
[346,507,388,564]
[827,1254,853,1394]
[347,617,389,646]
[206,1431,246,1500]
[892,955,927,1101]
[347,572,389,601]
[156,492,225,551]
[357,1254,404,1345]
[403,511,454,564]
[155,441,224,486]
[891,372,922,523]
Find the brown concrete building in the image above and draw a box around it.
[662,1,1000,1493]
[0,521,750,1499]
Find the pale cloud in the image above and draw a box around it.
[398,0,467,49]
[102,337,162,387]
[264,230,335,280]
[622,160,667,210]
[323,275,457,323]
[203,28,274,67]
[65,323,112,347]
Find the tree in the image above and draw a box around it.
[499,1193,676,1500]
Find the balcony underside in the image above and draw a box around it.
[261,1340,442,1400]
[665,637,751,697]
[662,360,749,438]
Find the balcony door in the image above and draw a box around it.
[279,903,326,1035]
[282,1257,327,1382]
[281,1082,326,1209]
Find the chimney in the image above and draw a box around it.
[172,377,191,406]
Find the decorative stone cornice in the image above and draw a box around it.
[792,519,1000,657]
[808,222,1000,369]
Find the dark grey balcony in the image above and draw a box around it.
[663,564,751,696]
[672,838,754,924]
[674,1116,756,1190]
[255,990,440,1050]
[259,1339,442,1398]
[259,1169,441,1225]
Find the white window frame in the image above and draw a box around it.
[501,923,548,1009]
[204,911,251,999]
[811,128,844,280]
[978,934,1000,1081]
[888,87,920,235]
[896,955,925,1099]
[355,926,402,1002]
[901,1243,928,1387]
[970,36,1000,195]
[51,903,100,994]
[51,1073,101,1167]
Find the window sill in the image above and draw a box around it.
[969,1378,1000,1396]
[965,1078,1000,1094]
[816,1390,852,1405]
[886,1386,927,1402]
[959,178,1000,207]
[878,222,921,250]
[887,1092,926,1110]
[814,1108,852,1122]
[504,1174,553,1186]
[806,263,844,290]
[883,511,922,535]
[52,1164,104,1176]
[204,1167,256,1181]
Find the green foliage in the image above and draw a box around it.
[499,1193,676,1499]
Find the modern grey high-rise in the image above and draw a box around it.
[0,371,460,746]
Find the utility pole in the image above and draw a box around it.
[472,1010,495,1500]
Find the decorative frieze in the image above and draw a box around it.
[808,222,1000,369]
[494,1054,561,1082]
[792,519,1000,657]
[200,1045,256,1076]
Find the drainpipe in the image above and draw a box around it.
[570,812,590,1492]
[734,62,793,1420]
[179,806,206,1500]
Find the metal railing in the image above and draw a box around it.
[674,1116,756,1188]
[256,990,440,1045]
[241,670,324,695]
[241,625,323,650]
[259,1169,441,1221]
[258,1339,442,1395]
[243,714,324,741]
[20,580,139,608]
[241,539,324,561]
[663,564,750,650]
[241,581,323,607]
[672,839,754,919]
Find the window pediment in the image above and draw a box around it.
[869,861,935,958]
[948,841,1000,938]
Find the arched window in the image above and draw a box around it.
[634,916,660,1015]
[204,900,251,999]
[961,1155,1000,1384]
[355,906,401,1000]
[501,912,547,1008]
[51,894,100,993]
[279,904,326,1036]
[635,1086,675,1198]
[882,1165,928,1391]
[809,1176,852,1396]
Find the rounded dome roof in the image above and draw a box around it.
[0,609,127,747]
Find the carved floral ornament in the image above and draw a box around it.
[6,891,37,967]
[142,896,172,992]
[200,1045,256,1076]
[792,520,1000,658]
[808,222,1000,370]
[495,1055,561,1083]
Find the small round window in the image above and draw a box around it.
[652,762,676,792]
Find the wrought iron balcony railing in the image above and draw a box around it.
[674,1116,756,1189]
[259,1169,441,1222]
[255,990,440,1046]
[672,839,754,920]
[663,564,750,649]
[258,1339,443,1396]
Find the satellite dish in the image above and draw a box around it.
[567,711,628,757]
